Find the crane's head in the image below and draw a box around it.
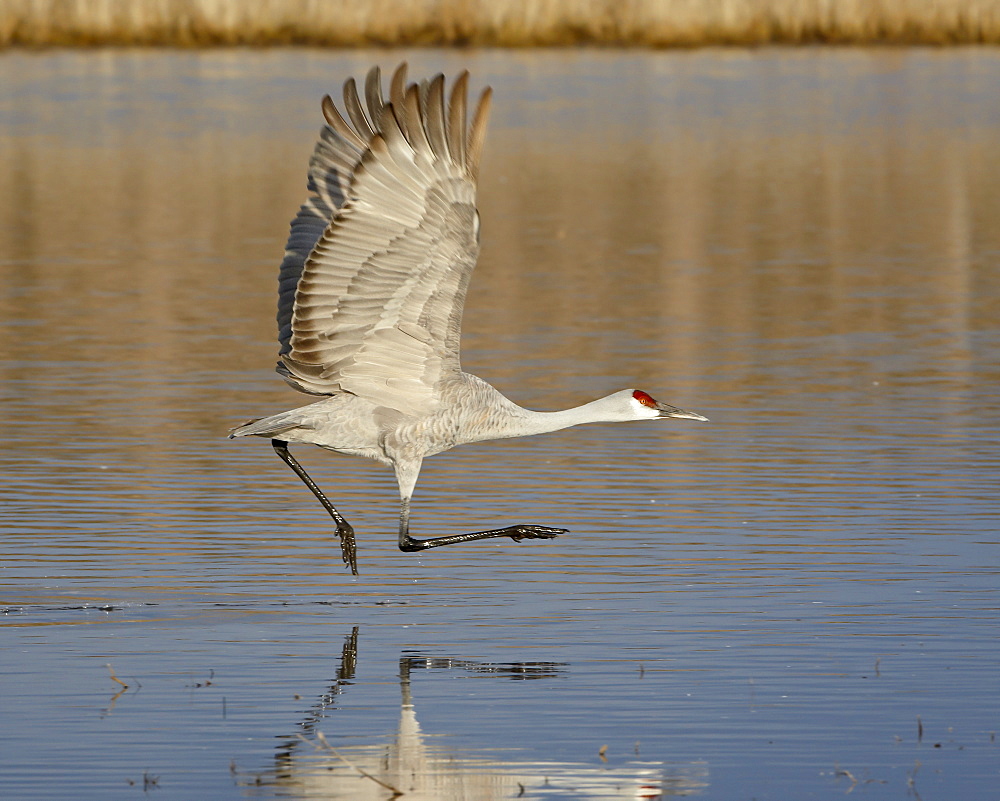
[630,389,709,422]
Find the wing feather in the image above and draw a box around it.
[277,124,363,356]
[404,84,434,158]
[423,75,451,161]
[364,66,385,123]
[468,87,493,184]
[321,94,367,151]
[343,78,376,141]
[389,64,409,140]
[447,72,468,167]
[277,65,490,416]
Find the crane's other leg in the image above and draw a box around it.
[392,461,563,554]
[271,440,358,576]
[396,496,565,553]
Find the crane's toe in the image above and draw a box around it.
[336,521,358,575]
[506,525,566,542]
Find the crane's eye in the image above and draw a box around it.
[632,390,658,408]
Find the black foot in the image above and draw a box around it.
[337,521,358,576]
[398,524,566,552]
[504,525,565,542]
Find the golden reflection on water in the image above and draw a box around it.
[1,48,997,593]
[3,53,996,401]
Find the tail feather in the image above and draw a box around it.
[228,413,305,439]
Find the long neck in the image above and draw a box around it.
[517,399,622,436]
[454,375,629,444]
[476,395,626,442]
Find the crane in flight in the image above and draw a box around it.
[231,64,707,574]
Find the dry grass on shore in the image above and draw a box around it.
[1,0,999,48]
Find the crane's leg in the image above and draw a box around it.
[272,440,358,576]
[396,496,565,553]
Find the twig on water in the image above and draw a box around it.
[906,760,922,801]
[297,732,403,797]
[101,663,138,717]
[834,765,858,793]
[107,663,128,689]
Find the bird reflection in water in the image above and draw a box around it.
[239,628,708,799]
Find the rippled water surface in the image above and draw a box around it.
[2,48,999,799]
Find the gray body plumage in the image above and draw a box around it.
[234,372,529,466]
[230,64,707,574]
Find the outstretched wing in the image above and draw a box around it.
[277,64,492,417]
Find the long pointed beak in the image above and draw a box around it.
[655,402,709,422]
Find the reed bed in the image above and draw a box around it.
[2,0,999,47]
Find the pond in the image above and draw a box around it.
[1,47,998,799]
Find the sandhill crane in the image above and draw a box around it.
[230,64,707,575]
